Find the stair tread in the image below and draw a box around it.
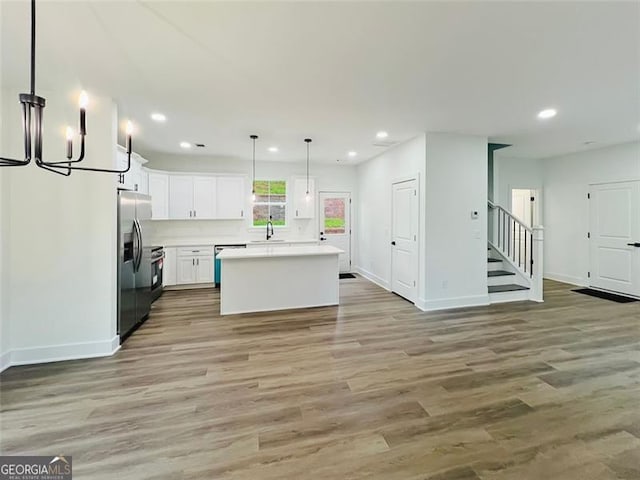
[489,284,530,293]
[487,270,516,277]
[487,258,502,263]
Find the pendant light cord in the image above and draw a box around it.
[304,138,311,194]
[30,0,36,95]
[250,135,258,193]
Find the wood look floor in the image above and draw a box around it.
[1,278,640,479]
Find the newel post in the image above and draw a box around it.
[531,226,544,302]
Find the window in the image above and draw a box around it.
[253,180,287,227]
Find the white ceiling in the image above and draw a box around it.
[2,1,639,164]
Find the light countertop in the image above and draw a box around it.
[156,238,319,248]
[217,245,343,260]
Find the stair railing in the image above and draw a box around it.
[488,200,544,302]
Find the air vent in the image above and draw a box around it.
[373,140,398,148]
[195,143,206,148]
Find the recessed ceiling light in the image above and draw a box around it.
[376,131,388,139]
[151,113,166,122]
[537,108,557,119]
[180,142,191,149]
[268,146,278,153]
[348,151,357,157]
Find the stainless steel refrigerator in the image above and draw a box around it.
[118,191,152,342]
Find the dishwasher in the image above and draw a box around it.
[214,244,246,287]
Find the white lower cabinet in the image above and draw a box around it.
[176,246,214,285]
[163,247,177,286]
[195,256,214,283]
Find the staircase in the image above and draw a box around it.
[487,201,544,304]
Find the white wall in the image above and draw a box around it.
[423,133,488,310]
[493,154,544,220]
[355,134,426,292]
[542,141,640,286]
[1,87,119,369]
[144,153,358,246]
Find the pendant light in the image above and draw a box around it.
[0,0,134,176]
[250,135,258,202]
[304,138,312,201]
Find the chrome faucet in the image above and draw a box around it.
[266,216,274,240]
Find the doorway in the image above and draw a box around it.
[391,178,419,303]
[510,188,535,227]
[319,192,351,272]
[589,180,640,297]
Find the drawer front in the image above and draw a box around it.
[177,246,214,257]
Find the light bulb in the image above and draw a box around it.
[125,121,134,135]
[252,191,256,202]
[305,191,310,202]
[79,91,89,109]
[65,126,74,141]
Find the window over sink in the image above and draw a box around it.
[253,180,287,227]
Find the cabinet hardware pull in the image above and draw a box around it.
[192,258,195,266]
[241,210,243,217]
[197,258,200,265]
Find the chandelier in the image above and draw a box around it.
[0,0,134,176]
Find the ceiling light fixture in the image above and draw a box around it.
[151,113,166,122]
[537,108,557,119]
[305,138,312,201]
[348,151,357,157]
[376,131,388,139]
[268,146,278,153]
[250,135,258,202]
[0,0,133,176]
[180,142,191,149]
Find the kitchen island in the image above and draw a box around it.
[217,245,343,315]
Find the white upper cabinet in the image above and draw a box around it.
[146,170,246,221]
[169,175,195,219]
[192,177,217,219]
[148,172,169,219]
[216,176,246,219]
[169,175,217,220]
[293,177,316,219]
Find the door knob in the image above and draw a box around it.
[391,241,396,246]
[627,242,640,247]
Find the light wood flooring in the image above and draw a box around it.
[1,278,640,479]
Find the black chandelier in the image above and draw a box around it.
[0,0,134,176]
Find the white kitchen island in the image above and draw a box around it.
[217,245,343,315]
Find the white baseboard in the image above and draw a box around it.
[1,336,120,372]
[0,350,11,373]
[544,272,586,287]
[421,294,490,312]
[355,266,390,291]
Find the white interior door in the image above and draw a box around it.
[319,192,351,272]
[589,181,640,297]
[391,179,418,302]
[511,189,533,227]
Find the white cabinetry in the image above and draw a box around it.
[176,246,214,285]
[148,173,169,220]
[163,247,177,286]
[193,177,217,219]
[169,175,217,219]
[293,177,316,219]
[216,176,246,219]
[169,176,195,219]
[116,149,147,192]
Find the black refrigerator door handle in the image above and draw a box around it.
[627,242,640,247]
